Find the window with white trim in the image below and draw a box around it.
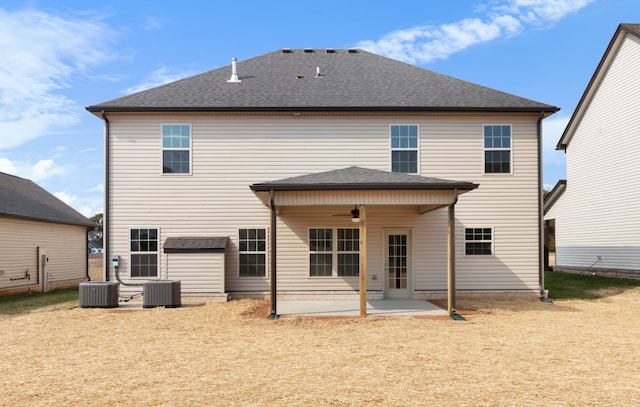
[484,125,511,174]
[390,125,419,174]
[162,124,191,174]
[130,228,158,277]
[239,228,267,277]
[309,228,360,277]
[464,227,493,256]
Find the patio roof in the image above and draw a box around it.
[250,166,478,211]
[251,166,478,192]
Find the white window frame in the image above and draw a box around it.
[237,228,268,278]
[129,227,160,279]
[161,123,192,175]
[390,124,420,174]
[483,124,513,175]
[463,226,494,256]
[308,227,360,278]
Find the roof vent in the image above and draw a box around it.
[314,67,323,78]
[326,49,336,54]
[296,75,304,79]
[282,49,293,54]
[304,49,315,53]
[347,49,359,54]
[226,57,241,83]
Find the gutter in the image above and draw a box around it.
[87,106,560,115]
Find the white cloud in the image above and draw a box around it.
[55,191,102,217]
[123,67,195,95]
[31,159,66,181]
[356,0,594,64]
[54,190,76,206]
[0,157,17,174]
[0,8,117,149]
[89,183,104,193]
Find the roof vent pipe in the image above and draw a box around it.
[227,57,241,83]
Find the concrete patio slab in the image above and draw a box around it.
[276,299,448,317]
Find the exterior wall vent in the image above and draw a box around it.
[143,280,181,308]
[79,282,119,308]
[281,49,293,54]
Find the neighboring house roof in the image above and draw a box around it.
[88,242,103,249]
[0,172,94,227]
[87,48,558,115]
[543,180,566,214]
[250,166,479,192]
[557,23,640,150]
[163,237,228,253]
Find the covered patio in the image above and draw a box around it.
[250,166,479,318]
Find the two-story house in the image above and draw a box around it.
[87,48,558,315]
[545,24,640,275]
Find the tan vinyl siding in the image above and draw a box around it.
[0,217,88,292]
[547,34,640,271]
[167,252,224,293]
[108,112,541,293]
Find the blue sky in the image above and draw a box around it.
[0,0,637,217]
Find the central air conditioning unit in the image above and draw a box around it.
[79,282,119,308]
[143,280,181,308]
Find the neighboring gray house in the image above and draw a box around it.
[87,48,558,314]
[545,24,640,275]
[0,172,95,295]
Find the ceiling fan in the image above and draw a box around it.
[332,206,361,223]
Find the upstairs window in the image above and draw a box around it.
[390,125,419,174]
[130,228,158,277]
[162,124,191,174]
[484,125,511,174]
[239,228,267,277]
[464,227,493,256]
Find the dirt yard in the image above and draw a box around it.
[2,289,640,406]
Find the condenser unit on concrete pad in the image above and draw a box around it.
[143,280,181,308]
[79,282,119,308]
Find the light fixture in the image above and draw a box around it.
[350,206,360,223]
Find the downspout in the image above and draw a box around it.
[537,112,546,299]
[101,110,110,282]
[85,228,90,281]
[101,110,144,288]
[447,187,459,318]
[268,189,278,319]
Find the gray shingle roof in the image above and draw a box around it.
[87,49,558,113]
[250,166,479,192]
[163,236,228,253]
[0,172,94,227]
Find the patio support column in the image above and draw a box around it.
[447,188,458,315]
[359,206,367,317]
[268,189,278,319]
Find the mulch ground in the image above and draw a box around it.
[1,289,640,406]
